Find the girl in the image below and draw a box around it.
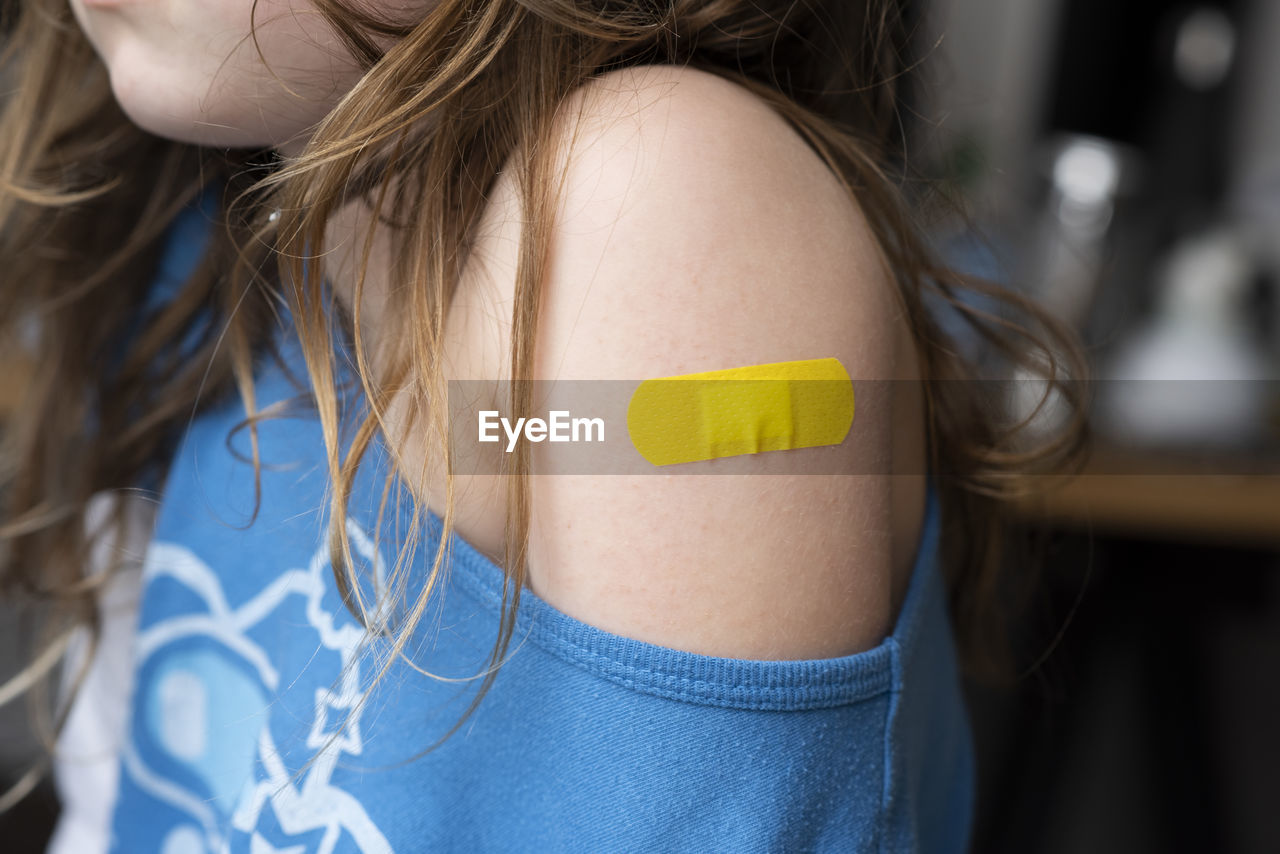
[0,0,1087,851]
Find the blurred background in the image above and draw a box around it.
[3,0,1280,851]
[913,0,1280,852]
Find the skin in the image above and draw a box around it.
[67,0,373,152]
[452,67,929,657]
[69,2,928,659]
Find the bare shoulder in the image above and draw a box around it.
[537,63,904,380]
[460,63,926,659]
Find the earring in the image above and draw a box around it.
[268,209,281,223]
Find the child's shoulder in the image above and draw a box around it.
[469,61,901,383]
[439,61,927,660]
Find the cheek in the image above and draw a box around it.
[81,0,363,148]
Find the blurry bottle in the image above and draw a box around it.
[1024,133,1139,330]
[1098,227,1271,448]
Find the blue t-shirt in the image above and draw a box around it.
[107,191,975,853]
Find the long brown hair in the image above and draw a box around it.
[0,0,1089,797]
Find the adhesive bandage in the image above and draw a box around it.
[626,357,855,466]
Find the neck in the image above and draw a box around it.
[320,193,399,365]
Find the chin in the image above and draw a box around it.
[116,109,265,150]
[106,79,284,151]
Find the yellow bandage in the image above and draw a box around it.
[626,358,854,466]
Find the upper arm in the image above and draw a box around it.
[520,66,914,659]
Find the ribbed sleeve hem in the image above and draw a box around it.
[416,480,942,711]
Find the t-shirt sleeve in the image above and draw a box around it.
[226,489,973,854]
